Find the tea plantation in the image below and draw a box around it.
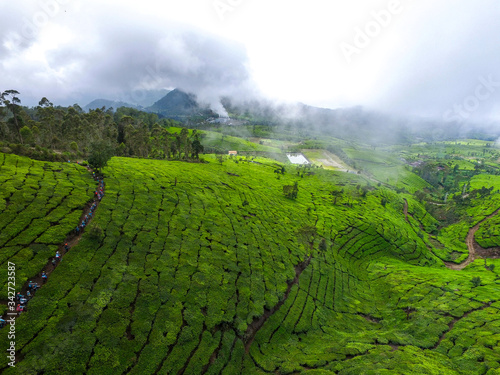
[1,151,500,374]
[0,153,95,307]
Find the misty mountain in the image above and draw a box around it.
[82,88,500,144]
[123,89,171,108]
[220,98,408,143]
[147,89,215,120]
[83,89,171,112]
[222,98,500,144]
[84,99,140,112]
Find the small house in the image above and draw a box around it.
[228,151,237,156]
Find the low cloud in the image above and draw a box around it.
[2,1,500,124]
[0,6,258,113]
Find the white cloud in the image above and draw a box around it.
[0,0,499,122]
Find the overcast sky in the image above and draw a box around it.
[1,0,500,122]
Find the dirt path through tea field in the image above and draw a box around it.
[243,256,312,353]
[445,207,500,271]
[0,166,104,316]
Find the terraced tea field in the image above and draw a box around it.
[0,153,95,307]
[477,214,500,249]
[1,153,500,374]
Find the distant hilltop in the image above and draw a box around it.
[83,89,171,112]
[146,89,215,120]
[83,99,142,112]
[83,88,217,121]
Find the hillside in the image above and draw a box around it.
[220,98,500,144]
[0,153,95,299]
[83,90,171,112]
[83,99,141,112]
[1,147,500,374]
[147,89,215,120]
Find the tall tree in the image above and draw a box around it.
[163,129,171,160]
[191,139,204,160]
[175,134,182,159]
[180,128,190,160]
[88,141,114,173]
[117,115,134,144]
[1,90,23,143]
[38,97,53,108]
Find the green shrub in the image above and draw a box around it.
[471,276,482,287]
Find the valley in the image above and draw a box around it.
[1,130,500,374]
[2,2,500,374]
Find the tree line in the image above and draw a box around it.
[0,90,204,162]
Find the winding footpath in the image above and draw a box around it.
[402,200,500,270]
[444,207,500,270]
[442,208,500,270]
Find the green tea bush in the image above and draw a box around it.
[2,150,500,374]
[0,153,94,299]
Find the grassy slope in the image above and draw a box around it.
[395,140,497,159]
[433,174,500,262]
[201,131,281,153]
[165,126,281,153]
[342,147,430,193]
[476,214,500,248]
[1,152,500,374]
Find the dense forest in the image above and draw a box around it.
[0,90,204,163]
